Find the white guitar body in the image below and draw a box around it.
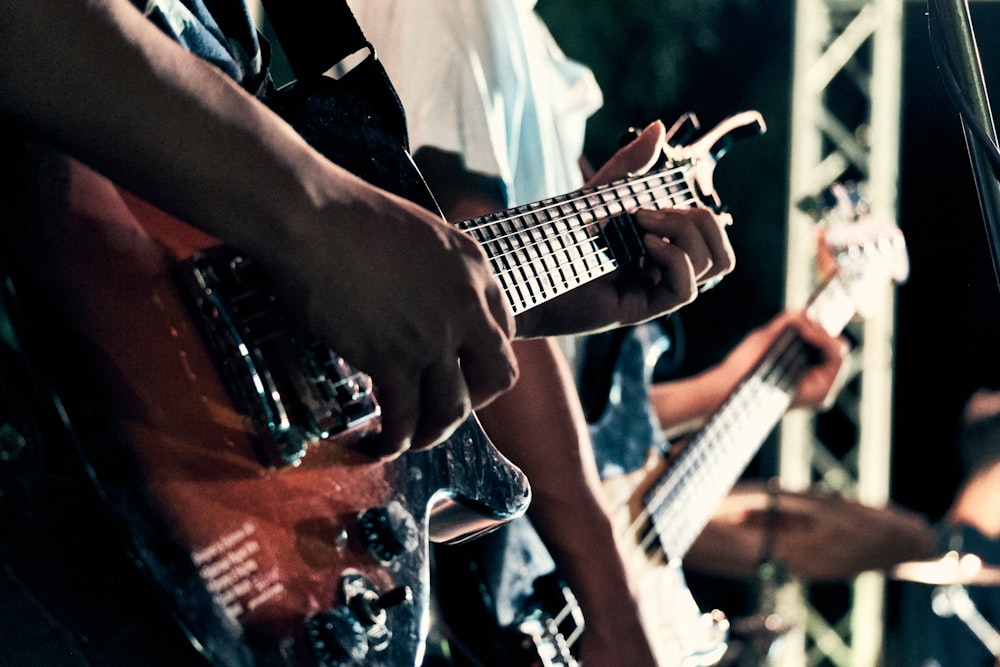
[632,562,729,667]
[604,459,730,667]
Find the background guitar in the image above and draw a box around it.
[599,182,913,666]
[429,518,583,667]
[391,111,762,667]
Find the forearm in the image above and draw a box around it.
[649,364,738,440]
[474,338,651,657]
[0,0,352,263]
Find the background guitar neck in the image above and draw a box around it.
[645,270,860,563]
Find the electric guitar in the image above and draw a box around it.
[0,67,762,664]
[598,182,910,666]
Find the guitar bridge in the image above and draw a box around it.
[175,245,380,466]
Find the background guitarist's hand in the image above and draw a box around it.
[715,310,849,411]
[515,121,736,338]
[785,312,851,410]
[651,310,849,440]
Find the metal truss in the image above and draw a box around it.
[776,0,904,665]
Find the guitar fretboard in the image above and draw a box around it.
[455,165,697,315]
[641,272,860,562]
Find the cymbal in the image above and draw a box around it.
[684,481,938,581]
[892,551,1000,586]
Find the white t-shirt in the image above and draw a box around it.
[347,0,603,208]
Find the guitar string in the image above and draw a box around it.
[514,224,887,656]
[508,196,726,662]
[487,190,697,277]
[483,186,699,265]
[529,337,809,662]
[640,334,808,558]
[493,175,731,655]
[483,166,695,657]
[623,274,855,560]
[456,163,691,235]
[475,192,701,272]
[462,171,696,271]
[461,166,695,288]
[484,188,701,310]
[626,332,805,558]
[423,165,702,654]
[473,181,697,269]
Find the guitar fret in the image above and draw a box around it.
[455,163,695,315]
[508,214,539,307]
[646,327,811,560]
[565,200,604,280]
[528,207,565,297]
[474,218,530,312]
[542,210,575,288]
[641,306,847,563]
[807,274,858,336]
[653,376,795,560]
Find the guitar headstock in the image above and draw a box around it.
[801,181,910,319]
[661,110,767,212]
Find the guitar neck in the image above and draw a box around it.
[646,271,860,562]
[455,164,697,315]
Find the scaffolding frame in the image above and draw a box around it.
[777,0,904,665]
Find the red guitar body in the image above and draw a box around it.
[0,73,530,667]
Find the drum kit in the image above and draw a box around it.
[681,479,1000,665]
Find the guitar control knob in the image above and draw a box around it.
[341,573,411,653]
[348,584,413,626]
[357,500,418,563]
[304,605,369,666]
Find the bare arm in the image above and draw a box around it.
[650,310,849,440]
[475,338,658,667]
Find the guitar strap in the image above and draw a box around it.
[258,0,369,80]
[258,0,411,150]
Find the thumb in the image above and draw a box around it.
[584,120,666,186]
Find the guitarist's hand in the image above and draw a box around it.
[0,0,520,461]
[264,175,520,459]
[716,310,849,411]
[784,311,850,410]
[515,121,736,338]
